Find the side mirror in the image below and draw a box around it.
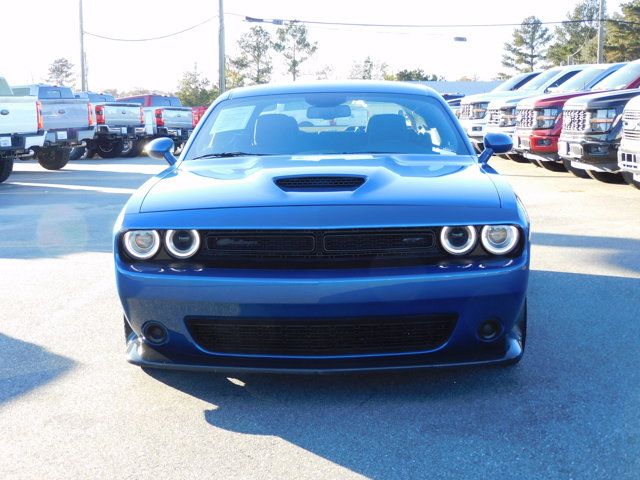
[478,132,513,164]
[145,137,177,166]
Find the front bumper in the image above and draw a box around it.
[116,254,529,372]
[557,132,619,171]
[618,147,640,180]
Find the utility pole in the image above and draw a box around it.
[596,0,606,63]
[79,0,87,90]
[218,0,225,94]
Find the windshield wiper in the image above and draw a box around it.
[190,152,266,160]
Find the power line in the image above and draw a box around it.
[85,16,216,42]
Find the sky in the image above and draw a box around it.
[1,0,625,93]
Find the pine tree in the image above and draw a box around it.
[228,26,273,85]
[47,58,76,87]
[605,0,640,61]
[547,0,600,65]
[273,21,317,81]
[501,16,552,73]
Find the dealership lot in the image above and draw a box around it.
[1,157,639,479]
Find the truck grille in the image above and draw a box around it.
[186,314,458,356]
[623,110,640,121]
[623,110,640,140]
[516,109,535,128]
[486,109,502,126]
[458,104,471,119]
[563,110,588,132]
[195,228,444,268]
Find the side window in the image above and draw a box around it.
[548,71,579,90]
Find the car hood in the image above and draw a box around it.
[564,88,640,109]
[138,154,502,213]
[460,91,528,105]
[514,90,601,109]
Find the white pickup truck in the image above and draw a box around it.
[0,77,46,183]
[73,92,145,158]
[116,94,193,157]
[11,84,95,170]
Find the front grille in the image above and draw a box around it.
[196,228,442,268]
[563,110,587,132]
[624,110,640,122]
[516,108,535,128]
[623,130,640,141]
[186,314,458,356]
[458,104,471,119]
[486,109,501,126]
[275,175,365,191]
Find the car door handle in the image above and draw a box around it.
[58,109,66,114]
[0,109,9,115]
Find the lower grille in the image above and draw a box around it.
[186,314,458,356]
[563,110,587,132]
[620,152,639,171]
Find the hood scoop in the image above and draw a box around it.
[275,175,366,192]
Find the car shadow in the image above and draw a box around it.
[145,269,640,478]
[0,333,75,406]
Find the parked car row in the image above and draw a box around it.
[0,78,196,183]
[458,60,640,190]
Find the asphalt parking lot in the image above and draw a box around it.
[1,156,639,479]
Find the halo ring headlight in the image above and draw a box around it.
[123,230,160,260]
[165,229,201,259]
[481,225,519,255]
[440,226,477,256]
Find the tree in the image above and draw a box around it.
[225,58,247,89]
[501,16,552,73]
[395,69,441,81]
[47,58,76,87]
[176,68,218,107]
[228,26,273,85]
[547,0,600,65]
[605,0,640,61]
[316,65,334,80]
[349,56,388,80]
[273,21,318,81]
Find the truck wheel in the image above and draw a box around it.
[123,140,145,158]
[36,148,71,170]
[587,170,625,184]
[69,147,86,161]
[562,160,590,178]
[621,172,640,190]
[506,153,529,164]
[0,157,14,183]
[539,160,567,172]
[96,139,124,159]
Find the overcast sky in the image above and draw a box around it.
[1,0,624,93]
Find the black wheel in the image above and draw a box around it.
[95,139,124,159]
[506,153,530,164]
[539,160,567,172]
[123,139,145,157]
[69,147,86,161]
[562,159,590,178]
[0,157,14,183]
[621,171,640,190]
[503,301,527,366]
[587,170,625,184]
[124,315,134,342]
[36,148,70,170]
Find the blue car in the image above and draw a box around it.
[114,81,530,373]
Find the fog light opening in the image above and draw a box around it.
[478,319,502,341]
[143,322,168,345]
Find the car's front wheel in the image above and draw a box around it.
[621,171,640,190]
[587,170,625,184]
[0,157,14,183]
[539,160,567,172]
[507,153,530,164]
[36,148,70,170]
[562,160,590,178]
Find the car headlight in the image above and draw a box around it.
[123,230,161,260]
[589,108,618,132]
[535,107,561,129]
[499,107,517,127]
[471,103,489,119]
[440,226,477,256]
[165,229,201,259]
[481,225,519,255]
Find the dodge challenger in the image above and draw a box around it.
[114,81,529,372]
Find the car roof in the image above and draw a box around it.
[224,80,441,100]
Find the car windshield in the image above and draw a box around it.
[556,65,612,93]
[517,68,563,92]
[185,92,470,159]
[493,72,538,92]
[590,62,640,91]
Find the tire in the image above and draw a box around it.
[562,159,590,178]
[539,160,567,172]
[586,170,625,184]
[95,139,124,159]
[123,139,145,157]
[506,153,530,164]
[621,171,640,190]
[36,148,70,170]
[0,157,14,183]
[69,147,86,161]
[503,301,527,366]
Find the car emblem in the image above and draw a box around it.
[121,110,127,114]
